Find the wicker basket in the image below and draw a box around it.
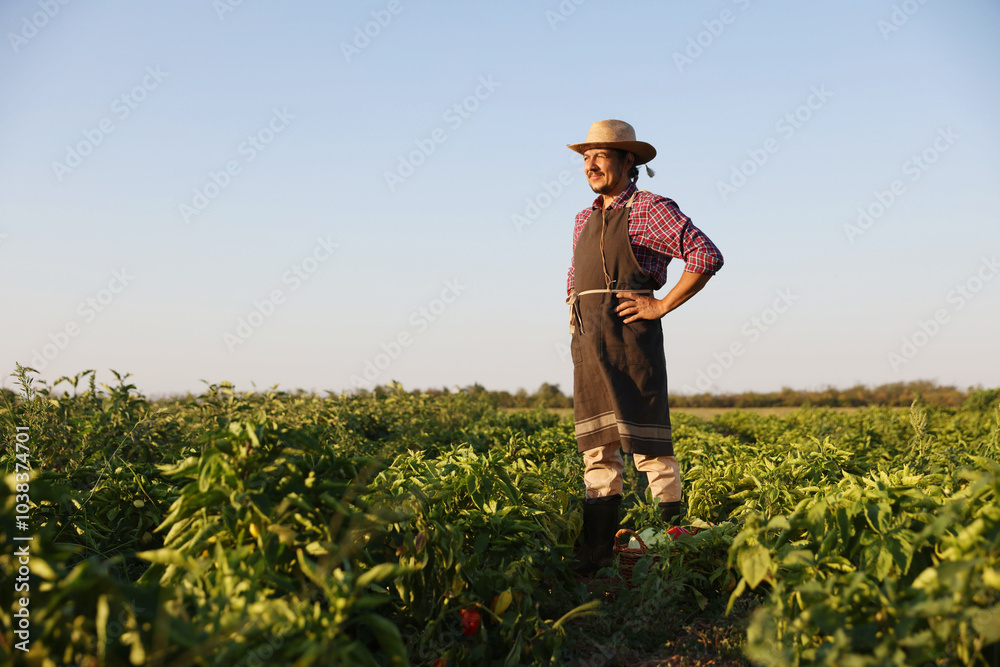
[613,528,657,584]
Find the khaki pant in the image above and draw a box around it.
[583,443,681,503]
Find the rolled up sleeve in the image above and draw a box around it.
[640,196,724,277]
[677,221,724,275]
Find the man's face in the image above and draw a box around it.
[583,149,632,196]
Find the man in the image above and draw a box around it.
[565,119,723,574]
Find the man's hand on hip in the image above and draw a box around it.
[616,293,666,324]
[616,271,714,324]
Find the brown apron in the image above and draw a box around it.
[568,191,673,456]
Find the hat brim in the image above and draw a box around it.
[567,141,656,165]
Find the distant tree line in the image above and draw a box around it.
[362,380,999,411]
[11,375,992,412]
[4,372,995,412]
[410,382,574,410]
[669,381,999,410]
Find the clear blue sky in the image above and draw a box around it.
[2,0,998,396]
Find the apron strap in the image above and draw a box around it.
[574,188,648,333]
[601,190,643,290]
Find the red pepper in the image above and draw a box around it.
[460,606,481,636]
[667,526,696,539]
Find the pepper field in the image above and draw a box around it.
[1,368,999,666]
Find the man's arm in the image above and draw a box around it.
[616,271,712,324]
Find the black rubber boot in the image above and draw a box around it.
[571,494,622,577]
[659,500,683,526]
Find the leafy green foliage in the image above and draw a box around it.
[1,369,998,666]
[727,405,1000,666]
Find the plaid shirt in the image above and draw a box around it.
[567,182,724,296]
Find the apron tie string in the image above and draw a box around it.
[568,288,654,334]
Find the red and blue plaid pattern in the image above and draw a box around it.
[567,182,724,296]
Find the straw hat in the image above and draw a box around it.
[567,119,656,165]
